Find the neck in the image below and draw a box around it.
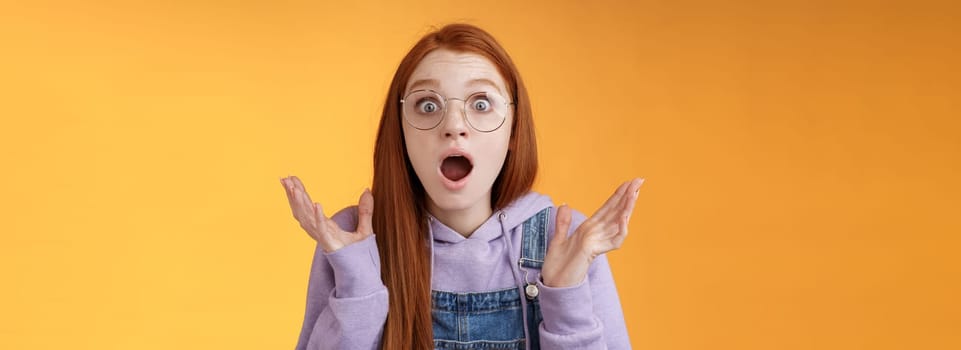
[427,194,493,238]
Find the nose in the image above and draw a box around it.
[441,99,469,138]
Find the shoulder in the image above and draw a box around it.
[515,203,588,241]
[505,190,589,236]
[329,206,359,232]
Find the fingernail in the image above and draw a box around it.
[635,178,645,195]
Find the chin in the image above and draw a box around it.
[425,184,485,212]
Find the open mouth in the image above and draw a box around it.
[440,155,473,182]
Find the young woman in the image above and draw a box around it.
[281,23,643,350]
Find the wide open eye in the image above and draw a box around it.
[417,99,440,114]
[468,94,493,113]
[471,98,490,112]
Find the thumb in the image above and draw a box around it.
[355,188,374,236]
[553,204,572,244]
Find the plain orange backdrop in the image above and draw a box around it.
[2,0,959,349]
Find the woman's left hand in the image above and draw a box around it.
[541,178,644,288]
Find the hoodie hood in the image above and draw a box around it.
[426,191,556,293]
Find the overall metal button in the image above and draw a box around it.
[525,283,539,299]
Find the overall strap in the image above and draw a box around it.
[520,207,551,270]
[518,207,551,350]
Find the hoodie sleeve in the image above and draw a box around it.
[294,206,389,350]
[536,209,632,349]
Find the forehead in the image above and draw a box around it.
[406,49,507,94]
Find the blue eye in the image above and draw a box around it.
[472,99,490,112]
[418,101,439,113]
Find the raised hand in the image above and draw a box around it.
[541,178,645,288]
[280,175,374,253]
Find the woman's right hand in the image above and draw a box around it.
[280,175,375,253]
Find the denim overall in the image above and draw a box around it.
[431,208,552,350]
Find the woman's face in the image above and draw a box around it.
[402,49,512,215]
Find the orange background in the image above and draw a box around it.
[2,0,959,349]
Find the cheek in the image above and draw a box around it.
[403,128,433,171]
[498,121,513,153]
[481,131,512,171]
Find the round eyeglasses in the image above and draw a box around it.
[400,89,512,133]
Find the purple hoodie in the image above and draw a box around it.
[295,191,631,349]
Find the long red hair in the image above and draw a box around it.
[371,23,538,349]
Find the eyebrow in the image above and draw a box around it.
[407,78,440,92]
[406,78,503,94]
[466,78,500,90]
